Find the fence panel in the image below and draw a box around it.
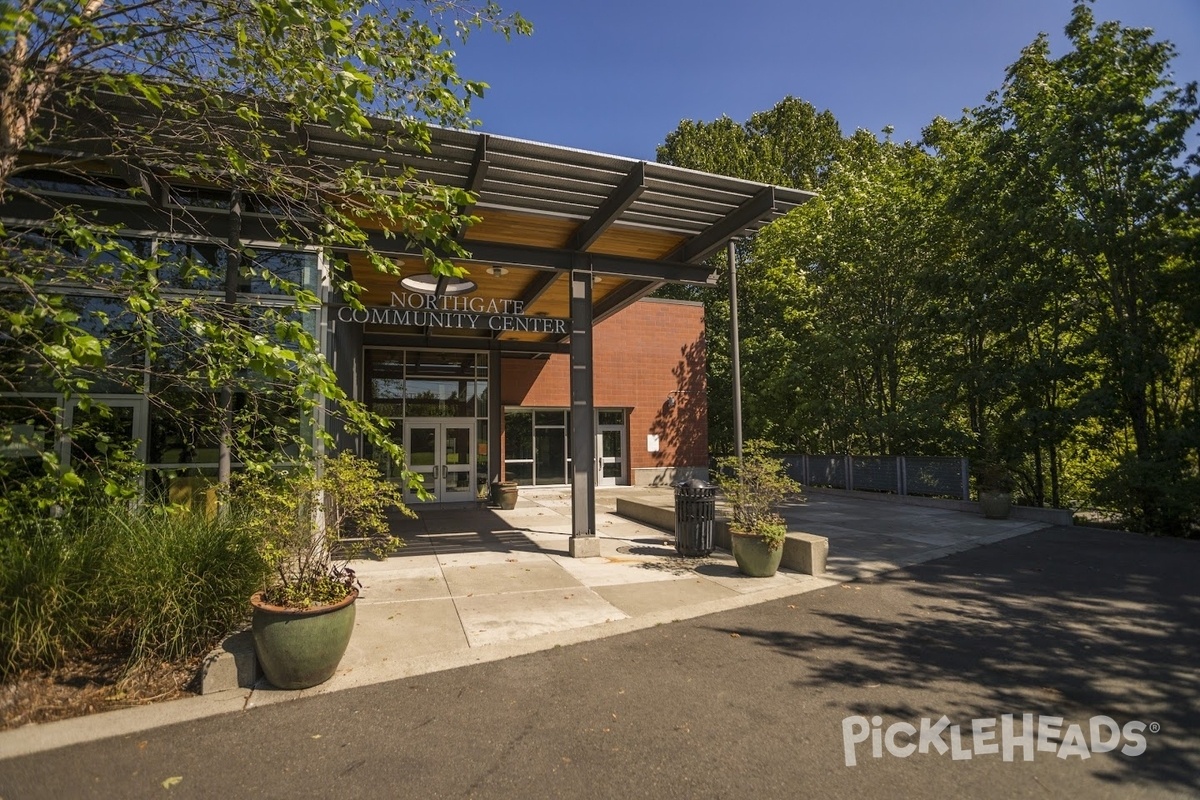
[904,457,968,499]
[805,455,847,489]
[784,454,969,500]
[850,456,897,492]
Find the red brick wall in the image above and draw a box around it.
[500,298,707,474]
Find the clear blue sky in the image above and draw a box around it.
[452,0,1200,160]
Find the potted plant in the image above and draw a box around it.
[492,478,519,510]
[234,452,412,689]
[713,440,803,577]
[977,462,1015,520]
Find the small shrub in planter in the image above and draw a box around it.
[232,452,414,688]
[233,452,412,609]
[713,440,803,577]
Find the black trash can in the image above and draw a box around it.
[674,478,716,557]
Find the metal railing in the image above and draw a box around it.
[783,455,970,500]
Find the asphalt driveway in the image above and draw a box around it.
[1,525,1196,799]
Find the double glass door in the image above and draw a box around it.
[403,418,475,503]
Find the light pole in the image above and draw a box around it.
[728,239,743,462]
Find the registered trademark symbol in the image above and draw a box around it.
[1149,722,1161,734]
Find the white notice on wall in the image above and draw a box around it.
[647,434,660,452]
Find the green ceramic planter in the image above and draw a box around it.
[251,589,358,690]
[731,532,784,577]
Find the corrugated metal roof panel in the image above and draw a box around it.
[304,122,817,263]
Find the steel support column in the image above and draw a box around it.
[328,313,363,454]
[568,269,599,557]
[489,349,503,485]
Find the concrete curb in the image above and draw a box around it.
[198,629,260,695]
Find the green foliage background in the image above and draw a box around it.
[658,3,1199,535]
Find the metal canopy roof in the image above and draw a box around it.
[307,124,816,269]
[8,89,817,348]
[309,121,818,349]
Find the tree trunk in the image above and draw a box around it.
[217,189,243,508]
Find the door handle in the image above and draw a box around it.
[443,465,448,480]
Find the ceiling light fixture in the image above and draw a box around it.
[399,273,478,296]
[486,266,509,277]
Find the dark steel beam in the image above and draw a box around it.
[488,348,502,484]
[456,135,490,242]
[105,161,168,210]
[729,239,744,461]
[347,233,718,285]
[469,240,717,284]
[666,186,775,264]
[361,332,568,354]
[518,270,560,309]
[569,161,646,252]
[0,196,285,241]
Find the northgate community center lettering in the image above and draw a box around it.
[335,304,569,335]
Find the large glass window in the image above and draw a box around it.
[504,408,568,487]
[504,408,626,486]
[157,241,316,295]
[2,239,319,500]
[0,398,56,480]
[8,169,131,199]
[366,349,487,420]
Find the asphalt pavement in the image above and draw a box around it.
[1,525,1197,799]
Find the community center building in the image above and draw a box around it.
[1,118,812,555]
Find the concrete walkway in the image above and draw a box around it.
[0,487,1047,758]
[330,488,1045,697]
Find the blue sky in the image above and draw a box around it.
[452,0,1200,160]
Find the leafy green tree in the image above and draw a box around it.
[0,0,529,506]
[939,1,1199,531]
[753,129,956,455]
[655,96,843,453]
[659,96,842,192]
[656,4,1198,534]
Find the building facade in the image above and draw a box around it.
[2,122,812,554]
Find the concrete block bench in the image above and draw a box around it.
[615,497,827,576]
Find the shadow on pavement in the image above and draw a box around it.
[703,526,1200,796]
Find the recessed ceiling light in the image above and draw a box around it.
[592,275,603,283]
[486,266,509,277]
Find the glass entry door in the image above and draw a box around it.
[403,418,475,503]
[596,424,626,486]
